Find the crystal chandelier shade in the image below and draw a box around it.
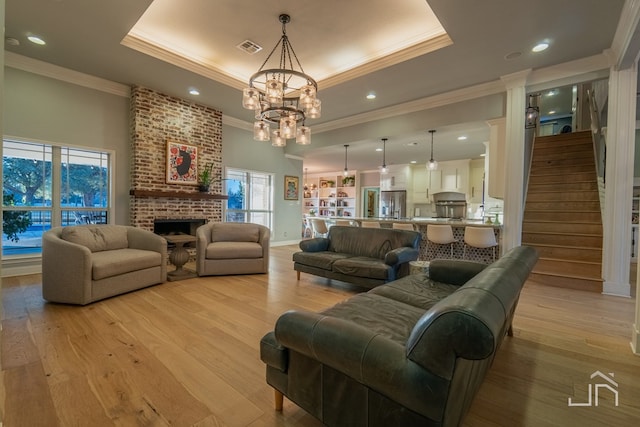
[243,14,320,147]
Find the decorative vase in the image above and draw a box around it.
[198,184,209,193]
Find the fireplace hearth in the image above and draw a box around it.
[153,218,206,236]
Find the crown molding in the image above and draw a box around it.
[122,33,453,92]
[5,52,131,97]
[312,79,506,134]
[222,115,252,131]
[121,34,246,90]
[319,34,453,90]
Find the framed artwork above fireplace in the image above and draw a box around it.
[166,140,198,184]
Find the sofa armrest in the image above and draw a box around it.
[274,310,449,419]
[127,227,167,255]
[42,230,93,304]
[299,237,329,252]
[384,247,419,266]
[428,259,487,286]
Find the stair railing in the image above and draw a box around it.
[586,87,607,217]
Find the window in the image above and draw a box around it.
[225,168,273,228]
[2,139,113,257]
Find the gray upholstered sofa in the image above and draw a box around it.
[261,246,539,426]
[293,225,421,288]
[42,225,167,305]
[196,222,270,276]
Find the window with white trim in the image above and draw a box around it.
[2,138,112,257]
[224,168,273,229]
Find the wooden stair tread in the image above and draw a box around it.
[530,269,601,281]
[537,257,600,266]
[523,243,602,252]
[522,219,602,224]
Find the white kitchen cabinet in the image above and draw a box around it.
[411,166,428,203]
[427,169,442,200]
[469,160,485,204]
[380,165,410,191]
[435,160,470,194]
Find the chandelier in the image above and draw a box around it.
[242,14,320,147]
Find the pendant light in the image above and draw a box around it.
[342,145,350,176]
[380,138,388,174]
[427,130,438,171]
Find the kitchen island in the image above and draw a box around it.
[325,217,502,263]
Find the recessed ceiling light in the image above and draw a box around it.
[548,110,556,115]
[366,93,376,100]
[457,136,467,141]
[27,35,46,45]
[5,37,20,46]
[410,160,417,164]
[189,88,200,96]
[375,148,382,152]
[532,42,549,53]
[407,141,418,146]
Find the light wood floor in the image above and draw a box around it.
[2,245,640,426]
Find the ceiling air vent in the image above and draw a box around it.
[237,40,262,55]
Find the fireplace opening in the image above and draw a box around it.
[153,218,206,236]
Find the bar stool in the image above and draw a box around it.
[392,223,415,231]
[463,226,498,261]
[302,215,313,238]
[335,219,354,226]
[426,224,457,258]
[361,221,381,228]
[309,218,329,237]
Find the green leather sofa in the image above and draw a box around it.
[261,245,538,426]
[293,225,421,288]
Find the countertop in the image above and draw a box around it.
[325,217,503,228]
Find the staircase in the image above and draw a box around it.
[522,130,603,292]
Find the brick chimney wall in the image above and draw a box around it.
[130,86,224,230]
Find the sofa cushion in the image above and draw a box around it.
[61,225,128,253]
[210,223,260,243]
[331,256,390,280]
[91,248,161,280]
[327,227,420,260]
[369,274,460,310]
[321,293,425,345]
[293,251,352,271]
[206,241,263,259]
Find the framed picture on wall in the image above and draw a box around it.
[284,175,299,200]
[166,140,198,184]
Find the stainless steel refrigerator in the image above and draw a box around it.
[379,190,407,219]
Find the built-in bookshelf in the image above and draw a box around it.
[303,173,357,217]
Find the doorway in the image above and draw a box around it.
[362,187,380,218]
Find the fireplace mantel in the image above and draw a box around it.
[129,189,229,200]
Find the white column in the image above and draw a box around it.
[500,71,530,251]
[486,118,506,200]
[602,64,636,297]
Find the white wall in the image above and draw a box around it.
[222,125,303,243]
[3,67,131,224]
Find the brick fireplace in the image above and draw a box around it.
[129,86,224,231]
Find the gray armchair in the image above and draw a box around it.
[196,222,270,276]
[42,225,167,305]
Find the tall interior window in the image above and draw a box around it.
[2,139,112,257]
[225,168,273,229]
